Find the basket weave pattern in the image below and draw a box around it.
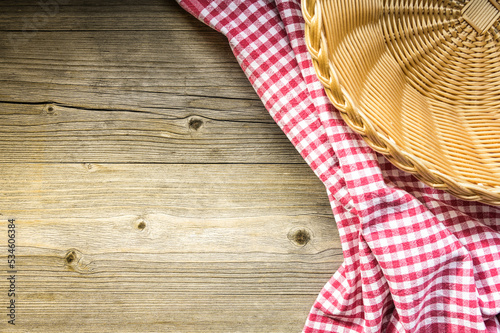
[302,0,500,205]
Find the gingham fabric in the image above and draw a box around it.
[177,1,500,332]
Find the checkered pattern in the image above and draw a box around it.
[177,1,500,332]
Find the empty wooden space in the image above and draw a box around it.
[0,1,341,332]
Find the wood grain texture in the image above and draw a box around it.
[0,164,340,333]
[0,1,341,332]
[0,102,302,163]
[0,0,204,31]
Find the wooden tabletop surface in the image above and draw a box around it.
[0,1,342,332]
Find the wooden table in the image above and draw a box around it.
[0,1,342,331]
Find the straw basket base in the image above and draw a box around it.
[303,0,500,206]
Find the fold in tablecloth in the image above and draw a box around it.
[177,1,500,332]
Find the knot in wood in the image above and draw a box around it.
[65,250,78,264]
[137,220,147,230]
[45,104,56,115]
[64,249,94,274]
[188,117,204,131]
[287,227,312,247]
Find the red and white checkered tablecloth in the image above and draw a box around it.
[177,1,500,332]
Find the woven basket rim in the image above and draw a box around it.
[301,0,500,206]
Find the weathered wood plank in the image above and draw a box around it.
[0,103,303,163]
[0,163,340,332]
[0,30,252,108]
[0,1,255,110]
[0,163,332,219]
[0,6,305,164]
[0,1,203,32]
[0,1,341,332]
[0,253,340,332]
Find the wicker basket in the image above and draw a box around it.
[302,0,500,206]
